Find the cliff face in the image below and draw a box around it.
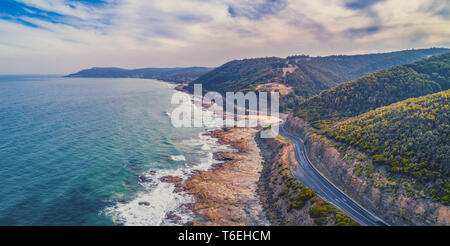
[257,134,315,225]
[286,117,450,226]
[256,131,358,226]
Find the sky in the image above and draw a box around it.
[0,0,449,74]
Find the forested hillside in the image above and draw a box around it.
[319,90,449,204]
[193,48,449,100]
[296,52,450,122]
[192,57,285,92]
[67,67,213,83]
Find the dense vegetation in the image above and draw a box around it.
[277,167,316,211]
[193,48,449,101]
[192,57,285,92]
[296,52,450,122]
[309,201,358,226]
[67,67,213,83]
[320,90,450,204]
[274,160,358,226]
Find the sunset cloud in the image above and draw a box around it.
[0,0,448,73]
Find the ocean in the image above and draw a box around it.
[0,75,224,225]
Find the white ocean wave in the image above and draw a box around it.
[170,155,186,161]
[104,129,234,226]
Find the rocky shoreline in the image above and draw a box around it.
[161,127,270,226]
[162,83,356,226]
[155,83,271,225]
[157,124,359,226]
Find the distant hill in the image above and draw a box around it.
[319,90,449,204]
[67,67,214,83]
[296,52,450,123]
[192,48,450,99]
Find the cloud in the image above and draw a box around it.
[424,0,450,20]
[344,0,385,10]
[227,0,287,20]
[0,0,448,74]
[345,25,382,37]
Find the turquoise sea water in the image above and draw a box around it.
[0,76,214,225]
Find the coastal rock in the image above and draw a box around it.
[139,174,153,183]
[160,176,183,184]
[181,127,269,226]
[184,221,204,226]
[207,128,250,152]
[138,201,150,206]
[213,152,234,161]
[165,211,182,224]
[160,176,185,193]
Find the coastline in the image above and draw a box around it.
[105,128,233,226]
[169,83,289,225]
[154,127,270,226]
[172,84,275,225]
[182,127,269,226]
[106,83,274,226]
[106,80,353,226]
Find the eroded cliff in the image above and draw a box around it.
[256,130,358,226]
[285,117,450,226]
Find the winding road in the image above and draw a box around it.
[278,124,388,226]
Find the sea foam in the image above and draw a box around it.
[104,91,232,226]
[170,155,186,161]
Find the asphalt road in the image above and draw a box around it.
[278,124,388,226]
